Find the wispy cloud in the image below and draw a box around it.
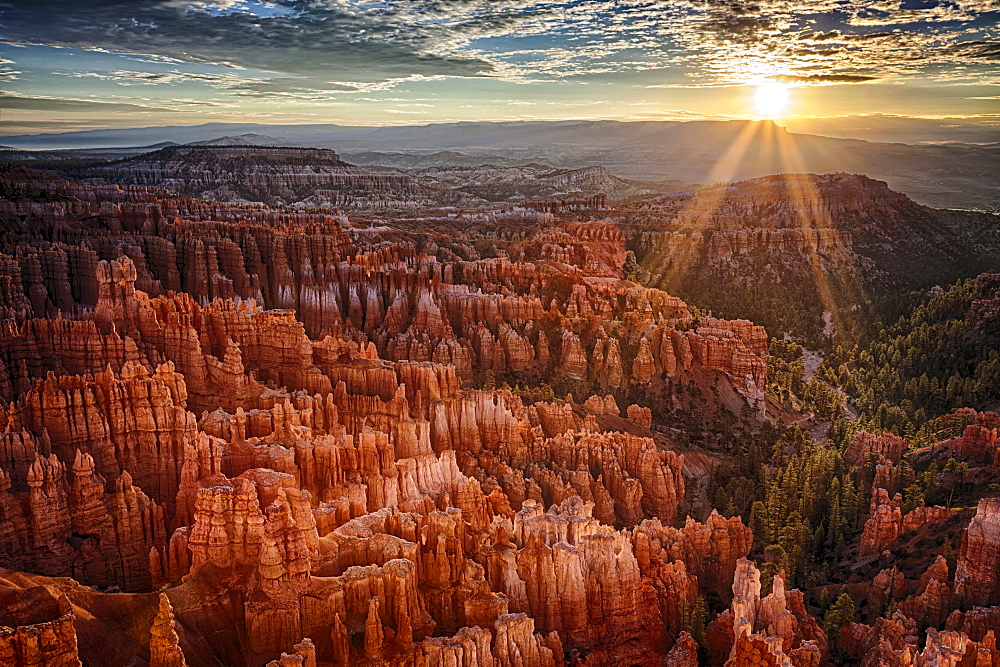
[0,90,220,112]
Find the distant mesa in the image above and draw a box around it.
[187,133,303,147]
[86,144,660,208]
[91,144,425,208]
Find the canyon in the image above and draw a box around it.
[0,155,998,666]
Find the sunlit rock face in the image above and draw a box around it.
[955,498,1000,607]
[706,558,827,667]
[3,162,996,667]
[0,168,782,665]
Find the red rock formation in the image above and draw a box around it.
[149,593,186,667]
[633,510,754,600]
[0,169,791,666]
[858,488,955,556]
[845,620,999,667]
[506,430,685,525]
[897,556,953,630]
[946,605,1000,643]
[263,638,316,667]
[844,431,908,466]
[842,611,919,667]
[945,410,1000,468]
[902,504,956,533]
[860,488,903,555]
[955,498,1000,607]
[706,559,826,667]
[0,446,167,591]
[16,360,199,509]
[0,587,81,667]
[513,509,665,663]
[665,631,701,666]
[869,566,907,611]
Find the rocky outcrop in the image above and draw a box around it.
[94,145,429,208]
[842,612,919,667]
[844,613,1000,667]
[860,488,903,555]
[844,431,908,466]
[149,594,186,667]
[0,445,166,591]
[0,587,81,667]
[633,510,754,601]
[897,556,953,630]
[859,487,955,555]
[955,498,1000,607]
[665,631,701,666]
[504,496,663,662]
[706,558,826,667]
[946,605,1000,642]
[945,410,1000,468]
[0,168,786,665]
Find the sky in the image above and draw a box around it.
[0,0,998,137]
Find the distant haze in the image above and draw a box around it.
[3,120,997,210]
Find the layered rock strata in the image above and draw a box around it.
[0,173,778,665]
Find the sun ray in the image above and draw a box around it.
[647,120,763,303]
[772,130,857,342]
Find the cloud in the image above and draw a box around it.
[55,68,262,87]
[947,40,1000,59]
[0,92,158,111]
[0,91,209,112]
[0,0,501,81]
[0,0,996,93]
[0,55,18,80]
[773,73,880,83]
[0,119,120,133]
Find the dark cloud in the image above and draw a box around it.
[0,91,184,111]
[947,40,1000,59]
[774,73,880,83]
[0,0,500,81]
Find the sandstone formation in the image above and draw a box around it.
[706,558,826,667]
[844,612,1000,667]
[943,409,1000,469]
[94,146,431,209]
[5,161,990,667]
[844,431,908,466]
[0,584,81,667]
[955,498,1000,607]
[860,487,956,555]
[0,170,782,665]
[896,556,953,630]
[149,594,186,667]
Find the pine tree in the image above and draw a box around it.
[824,590,857,660]
[687,595,708,649]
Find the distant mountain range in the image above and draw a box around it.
[188,133,300,147]
[84,144,658,206]
[3,120,998,210]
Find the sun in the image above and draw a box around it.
[754,82,790,117]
